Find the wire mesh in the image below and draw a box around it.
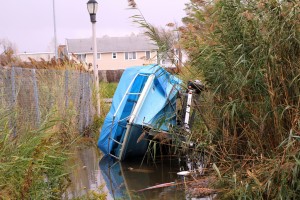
[0,66,95,135]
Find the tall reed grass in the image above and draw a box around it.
[0,108,80,199]
[180,0,300,198]
[130,0,300,198]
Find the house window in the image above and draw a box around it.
[145,51,150,59]
[97,53,101,59]
[125,52,136,60]
[112,52,117,59]
[77,54,86,62]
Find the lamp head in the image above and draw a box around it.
[87,0,98,23]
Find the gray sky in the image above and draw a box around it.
[0,0,189,53]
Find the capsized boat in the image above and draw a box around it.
[97,64,182,160]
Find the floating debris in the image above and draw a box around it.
[177,171,191,176]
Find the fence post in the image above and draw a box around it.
[32,69,41,127]
[85,73,90,129]
[81,73,87,131]
[78,72,84,133]
[11,67,17,137]
[89,74,93,125]
[64,70,69,110]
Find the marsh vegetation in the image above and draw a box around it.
[131,0,300,198]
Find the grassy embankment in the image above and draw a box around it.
[91,82,118,139]
[0,108,79,199]
[0,56,117,199]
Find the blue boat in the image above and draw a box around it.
[97,64,182,160]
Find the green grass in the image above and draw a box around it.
[100,82,118,99]
[0,108,80,199]
[72,185,107,200]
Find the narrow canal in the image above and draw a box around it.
[63,146,215,200]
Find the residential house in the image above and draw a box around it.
[159,48,187,69]
[66,35,159,70]
[17,45,68,62]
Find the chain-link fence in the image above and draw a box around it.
[0,66,95,136]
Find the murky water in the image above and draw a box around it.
[63,146,215,200]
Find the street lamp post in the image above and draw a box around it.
[87,0,100,117]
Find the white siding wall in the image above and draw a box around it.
[85,51,158,70]
[18,53,55,62]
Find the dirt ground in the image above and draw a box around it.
[182,175,217,198]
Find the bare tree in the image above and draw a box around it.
[0,39,18,66]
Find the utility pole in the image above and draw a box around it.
[53,0,58,59]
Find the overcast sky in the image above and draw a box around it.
[0,0,189,53]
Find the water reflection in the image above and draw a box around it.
[100,155,186,200]
[64,146,215,200]
[62,146,104,199]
